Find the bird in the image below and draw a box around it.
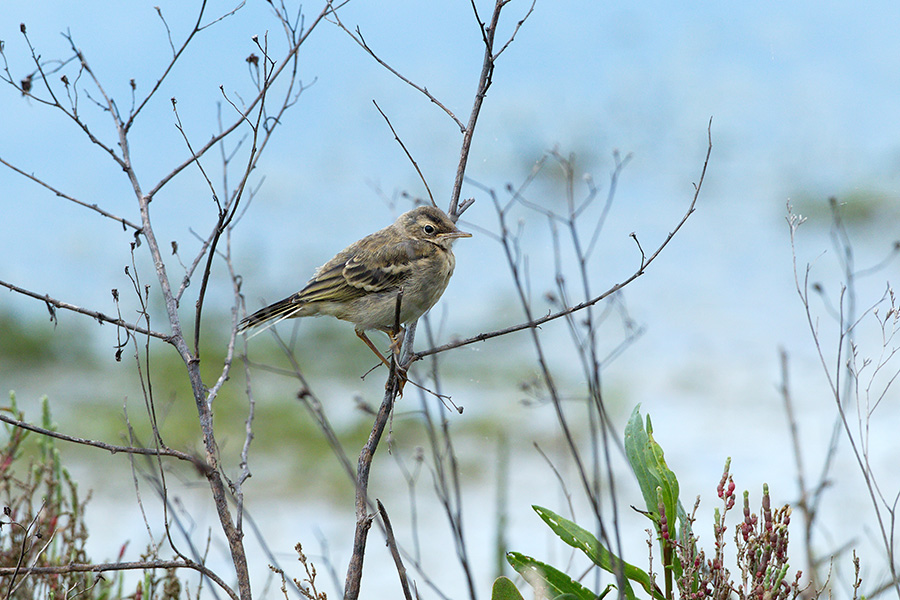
[239,205,471,367]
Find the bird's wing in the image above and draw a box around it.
[296,240,429,303]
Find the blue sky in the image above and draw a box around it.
[2,2,898,293]
[2,0,898,385]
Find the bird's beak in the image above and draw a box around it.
[441,229,472,240]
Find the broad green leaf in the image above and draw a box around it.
[507,552,599,600]
[624,405,680,526]
[532,506,664,600]
[491,576,525,600]
[624,405,696,578]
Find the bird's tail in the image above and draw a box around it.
[238,295,302,337]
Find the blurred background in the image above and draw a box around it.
[1,0,899,597]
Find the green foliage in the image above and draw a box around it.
[623,404,693,593]
[0,393,187,599]
[507,552,607,600]
[0,394,109,599]
[505,405,811,600]
[623,406,680,531]
[532,506,663,600]
[491,575,526,600]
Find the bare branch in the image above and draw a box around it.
[154,6,177,55]
[0,278,171,341]
[779,347,820,590]
[492,0,536,60]
[0,560,238,600]
[0,412,207,471]
[449,0,509,217]
[127,1,212,129]
[344,292,408,600]
[198,1,246,32]
[343,378,401,600]
[585,150,632,259]
[145,3,332,200]
[377,500,414,600]
[788,197,900,598]
[373,99,435,206]
[0,156,143,233]
[415,315,477,598]
[16,30,126,166]
[327,8,465,131]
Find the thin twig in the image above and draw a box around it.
[449,0,507,217]
[378,500,414,600]
[0,412,207,470]
[373,100,435,206]
[144,4,331,200]
[327,9,464,131]
[127,1,214,130]
[3,501,46,599]
[0,560,238,600]
[779,347,819,591]
[788,200,900,599]
[417,314,477,599]
[491,0,536,60]
[0,278,170,341]
[0,156,143,233]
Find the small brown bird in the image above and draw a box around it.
[239,205,471,364]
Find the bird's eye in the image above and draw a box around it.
[423,224,435,234]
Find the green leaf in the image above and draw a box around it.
[624,405,696,579]
[624,405,680,526]
[491,576,525,600]
[507,552,599,600]
[532,506,664,600]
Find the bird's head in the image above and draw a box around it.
[399,206,472,249]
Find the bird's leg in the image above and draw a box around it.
[388,326,406,361]
[355,329,392,370]
[355,328,409,394]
